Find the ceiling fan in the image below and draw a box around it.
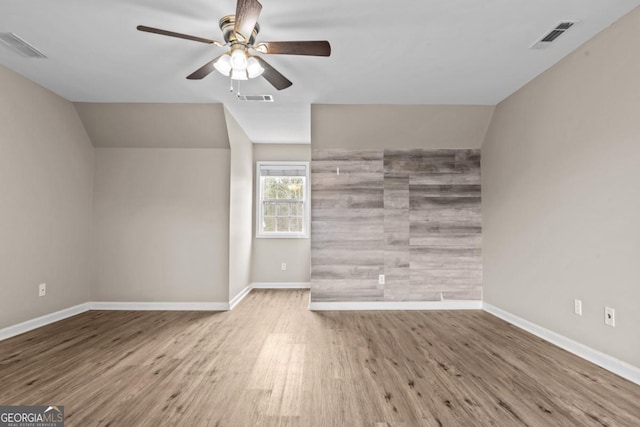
[137,0,331,90]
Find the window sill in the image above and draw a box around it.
[256,233,309,239]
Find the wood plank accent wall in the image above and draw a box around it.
[311,149,481,302]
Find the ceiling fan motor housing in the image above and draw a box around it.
[219,15,259,46]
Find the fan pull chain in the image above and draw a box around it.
[230,77,234,93]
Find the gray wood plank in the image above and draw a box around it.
[312,149,383,161]
[311,148,482,303]
[312,160,384,174]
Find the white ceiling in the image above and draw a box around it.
[1,0,639,143]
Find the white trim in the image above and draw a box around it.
[0,303,90,341]
[256,234,310,239]
[89,301,230,311]
[251,282,311,289]
[309,300,482,311]
[255,160,310,239]
[483,302,640,386]
[229,286,252,310]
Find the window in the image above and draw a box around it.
[256,162,310,238]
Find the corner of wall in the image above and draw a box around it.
[224,107,255,302]
[479,105,498,150]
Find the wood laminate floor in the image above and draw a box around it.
[0,290,638,426]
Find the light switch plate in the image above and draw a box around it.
[604,307,615,327]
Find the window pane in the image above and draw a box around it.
[277,203,290,217]
[263,217,275,232]
[264,178,278,199]
[276,217,289,232]
[293,202,303,217]
[275,178,287,200]
[293,180,304,199]
[290,217,302,232]
[264,202,276,216]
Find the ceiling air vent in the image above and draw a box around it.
[530,22,577,49]
[237,94,274,102]
[0,33,47,58]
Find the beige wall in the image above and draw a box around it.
[252,144,311,283]
[0,65,94,328]
[482,7,640,367]
[92,148,230,302]
[312,105,494,150]
[74,103,230,148]
[226,109,254,300]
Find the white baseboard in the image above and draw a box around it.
[483,302,640,386]
[89,301,230,311]
[229,285,252,310]
[0,303,90,341]
[309,300,482,311]
[6,297,636,386]
[1,298,232,341]
[251,282,311,289]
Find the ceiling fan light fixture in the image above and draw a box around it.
[231,68,248,80]
[137,0,331,91]
[230,49,248,70]
[246,57,264,78]
[213,54,232,76]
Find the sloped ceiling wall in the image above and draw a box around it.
[74,103,230,148]
[311,105,495,149]
[73,103,495,150]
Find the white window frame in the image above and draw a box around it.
[256,161,310,239]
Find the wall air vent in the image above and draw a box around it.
[530,22,577,49]
[236,94,274,102]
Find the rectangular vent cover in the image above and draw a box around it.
[237,94,274,102]
[0,33,47,58]
[531,22,577,49]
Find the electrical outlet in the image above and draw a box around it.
[281,262,287,271]
[574,299,582,316]
[38,283,46,297]
[378,274,385,285]
[604,307,615,327]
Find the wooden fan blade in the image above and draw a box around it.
[187,55,224,80]
[234,0,262,42]
[137,25,223,46]
[255,57,292,90]
[254,41,331,56]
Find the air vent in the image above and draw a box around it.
[540,30,565,43]
[0,33,47,58]
[237,94,274,102]
[530,22,577,49]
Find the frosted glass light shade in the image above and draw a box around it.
[213,54,232,76]
[231,68,248,80]
[230,49,248,70]
[246,57,264,78]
